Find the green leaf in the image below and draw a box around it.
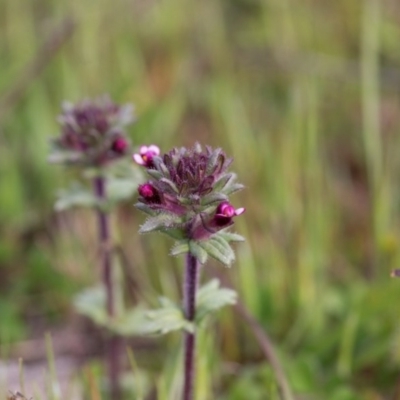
[159,178,179,194]
[147,169,164,180]
[110,306,149,336]
[55,183,98,211]
[154,158,170,177]
[170,241,190,256]
[73,286,108,326]
[198,237,235,266]
[214,172,245,196]
[161,227,186,240]
[206,148,222,175]
[196,279,237,323]
[139,213,182,234]
[213,173,232,192]
[200,192,228,206]
[134,202,157,216]
[189,241,208,264]
[223,182,245,195]
[141,298,194,335]
[107,178,136,201]
[219,231,246,242]
[212,235,236,263]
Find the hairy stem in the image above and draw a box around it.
[94,176,120,398]
[182,253,200,400]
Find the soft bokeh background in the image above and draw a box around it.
[2,0,400,398]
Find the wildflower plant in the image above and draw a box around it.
[49,96,141,398]
[135,143,245,400]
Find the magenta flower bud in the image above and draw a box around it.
[133,145,160,168]
[111,137,128,154]
[138,182,161,204]
[214,201,245,226]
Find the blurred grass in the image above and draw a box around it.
[2,0,400,398]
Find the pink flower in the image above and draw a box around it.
[111,137,128,154]
[138,182,161,204]
[133,145,160,168]
[213,201,245,226]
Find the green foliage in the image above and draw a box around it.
[141,297,194,335]
[139,213,183,234]
[197,236,236,266]
[73,285,109,326]
[55,161,142,211]
[55,182,97,211]
[73,285,149,335]
[196,279,237,323]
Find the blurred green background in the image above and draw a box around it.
[1,0,400,398]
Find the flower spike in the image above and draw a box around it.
[50,96,134,167]
[135,144,245,264]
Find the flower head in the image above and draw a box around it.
[135,144,245,265]
[133,145,160,168]
[50,96,134,167]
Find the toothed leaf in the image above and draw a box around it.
[139,213,182,234]
[141,298,194,335]
[160,227,186,240]
[189,241,208,264]
[134,202,157,216]
[201,192,228,206]
[196,279,237,322]
[170,241,190,256]
[222,182,245,195]
[198,237,235,266]
[219,231,245,242]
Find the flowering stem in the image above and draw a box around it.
[93,175,120,398]
[182,252,200,400]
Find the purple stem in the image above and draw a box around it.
[93,176,120,398]
[182,252,200,400]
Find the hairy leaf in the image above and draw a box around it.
[160,227,186,240]
[170,241,190,256]
[189,241,208,264]
[196,279,237,323]
[200,192,228,206]
[139,213,182,234]
[141,298,194,335]
[198,237,235,266]
[219,231,246,242]
[206,148,222,175]
[223,182,245,195]
[134,202,157,216]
